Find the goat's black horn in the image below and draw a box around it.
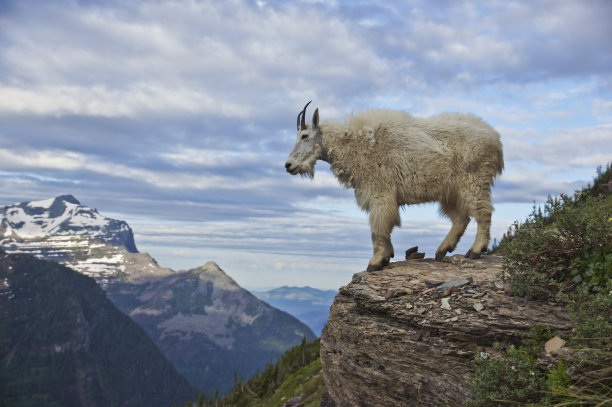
[296,111,303,131]
[300,101,312,130]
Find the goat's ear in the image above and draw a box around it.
[312,108,319,129]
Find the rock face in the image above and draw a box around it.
[320,255,574,407]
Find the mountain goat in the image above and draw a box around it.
[285,102,504,271]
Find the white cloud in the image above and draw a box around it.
[503,124,612,167]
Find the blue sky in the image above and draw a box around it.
[1,0,611,290]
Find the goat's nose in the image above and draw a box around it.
[285,162,292,170]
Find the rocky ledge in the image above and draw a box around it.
[320,255,574,407]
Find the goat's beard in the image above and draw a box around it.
[298,145,321,180]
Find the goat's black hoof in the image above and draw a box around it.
[367,264,381,272]
[435,251,446,261]
[466,250,481,259]
[367,258,390,272]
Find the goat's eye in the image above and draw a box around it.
[301,134,308,140]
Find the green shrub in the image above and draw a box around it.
[571,245,612,294]
[570,291,612,351]
[546,360,572,402]
[499,194,612,299]
[467,344,546,407]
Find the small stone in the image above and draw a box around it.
[409,333,421,342]
[454,309,462,315]
[473,302,485,312]
[405,246,419,256]
[545,336,566,354]
[494,281,505,289]
[406,303,413,310]
[437,279,470,292]
[450,316,458,322]
[407,251,425,260]
[425,279,444,288]
[440,297,451,310]
[384,291,395,300]
[467,289,476,294]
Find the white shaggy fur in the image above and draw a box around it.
[285,105,504,271]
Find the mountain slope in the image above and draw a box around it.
[253,286,337,336]
[107,262,317,394]
[215,338,324,407]
[0,248,197,407]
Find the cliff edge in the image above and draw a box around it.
[320,255,574,407]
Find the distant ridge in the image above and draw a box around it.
[253,286,337,336]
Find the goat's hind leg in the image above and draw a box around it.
[435,201,470,261]
[465,186,493,259]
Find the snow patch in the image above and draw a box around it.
[28,197,55,209]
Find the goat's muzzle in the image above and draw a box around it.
[285,162,297,174]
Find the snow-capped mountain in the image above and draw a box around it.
[0,195,160,286]
[1,195,136,249]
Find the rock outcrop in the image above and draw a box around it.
[320,255,574,407]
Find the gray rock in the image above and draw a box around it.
[436,279,470,292]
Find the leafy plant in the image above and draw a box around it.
[570,245,612,294]
[546,360,572,401]
[570,291,612,350]
[467,344,546,407]
[499,193,612,299]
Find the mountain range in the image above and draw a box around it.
[253,286,337,336]
[0,195,316,394]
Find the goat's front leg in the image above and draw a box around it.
[366,200,400,272]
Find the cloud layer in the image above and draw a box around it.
[1,0,610,288]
